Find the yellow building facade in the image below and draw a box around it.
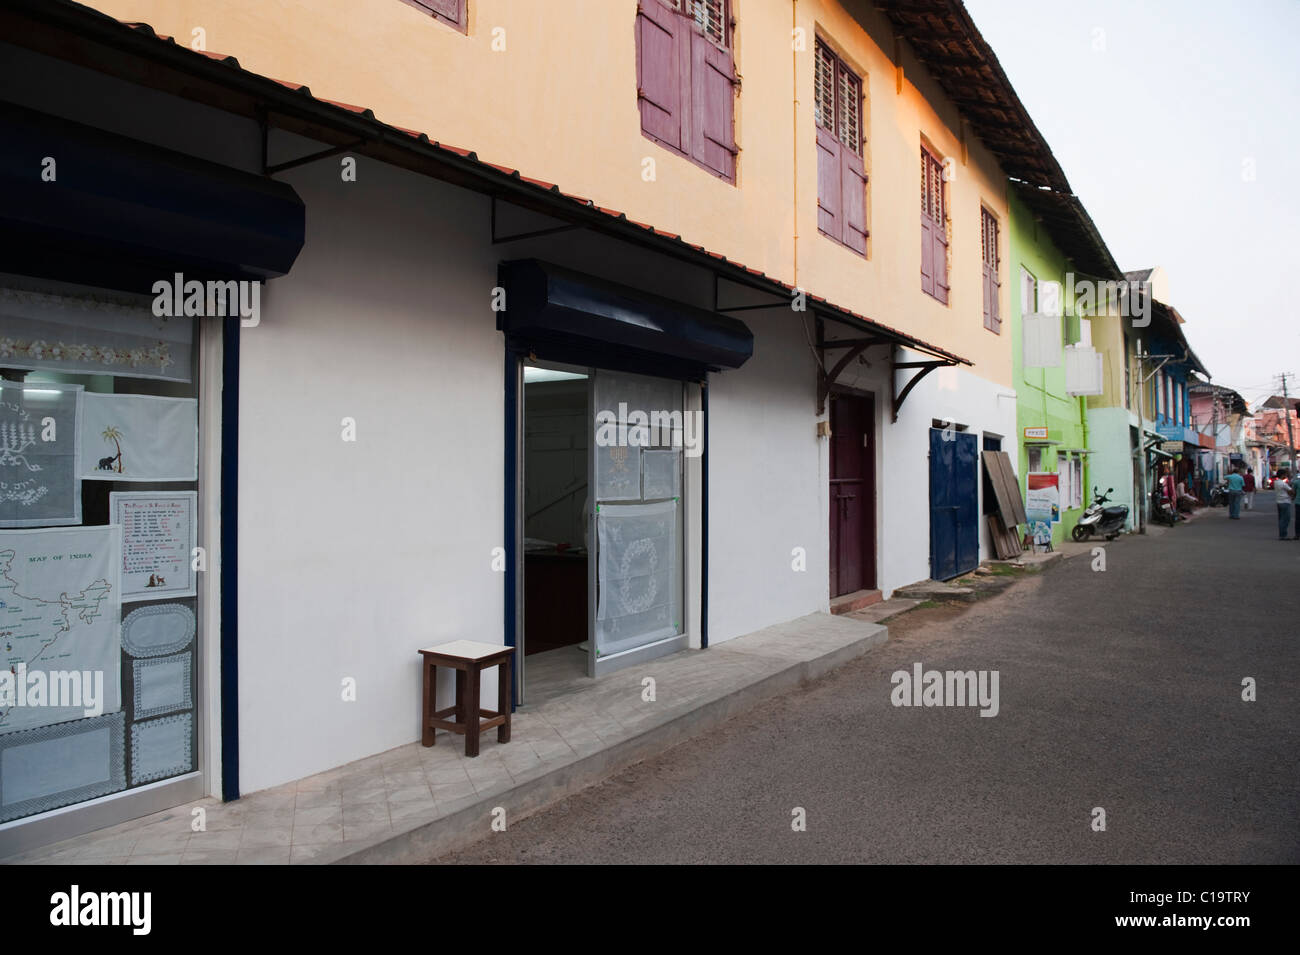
[82,0,1013,384]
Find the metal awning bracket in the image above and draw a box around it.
[491,196,580,244]
[261,113,367,176]
[891,345,954,422]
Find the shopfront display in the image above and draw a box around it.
[0,281,202,827]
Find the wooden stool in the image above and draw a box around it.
[419,641,515,757]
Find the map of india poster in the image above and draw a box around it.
[0,525,122,732]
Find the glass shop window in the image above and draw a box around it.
[0,277,201,824]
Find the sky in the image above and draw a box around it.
[964,0,1300,410]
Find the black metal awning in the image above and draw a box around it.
[0,99,304,294]
[498,259,753,380]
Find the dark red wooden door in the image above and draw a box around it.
[829,393,876,597]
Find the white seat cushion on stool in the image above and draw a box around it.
[421,639,512,660]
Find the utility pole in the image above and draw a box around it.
[1281,373,1297,472]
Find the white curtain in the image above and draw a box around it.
[596,500,680,657]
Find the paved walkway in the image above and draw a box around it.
[3,613,885,865]
[436,507,1300,864]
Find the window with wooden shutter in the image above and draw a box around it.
[636,0,735,182]
[981,207,1000,333]
[401,0,467,32]
[815,39,867,255]
[921,147,948,303]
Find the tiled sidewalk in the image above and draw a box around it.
[3,612,886,865]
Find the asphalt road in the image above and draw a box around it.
[436,503,1300,864]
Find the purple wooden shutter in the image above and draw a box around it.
[637,0,684,151]
[982,265,992,330]
[989,263,1001,331]
[840,146,867,253]
[920,214,934,295]
[817,125,841,241]
[930,210,951,304]
[691,31,736,180]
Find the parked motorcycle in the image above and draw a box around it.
[1071,487,1130,541]
[1209,482,1229,507]
[1151,489,1179,526]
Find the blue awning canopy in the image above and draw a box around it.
[0,99,304,294]
[498,259,753,380]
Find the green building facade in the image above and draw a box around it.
[1009,190,1092,547]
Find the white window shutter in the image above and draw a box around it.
[1024,312,1062,368]
[1038,280,1063,317]
[1065,345,1104,396]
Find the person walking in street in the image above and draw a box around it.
[1226,466,1245,519]
[1244,468,1256,510]
[1275,468,1294,539]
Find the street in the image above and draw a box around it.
[436,506,1300,864]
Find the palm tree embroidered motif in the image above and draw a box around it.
[100,425,124,473]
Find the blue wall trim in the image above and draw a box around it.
[503,345,519,712]
[701,378,709,650]
[220,317,240,801]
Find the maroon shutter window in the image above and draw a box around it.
[691,30,737,179]
[817,126,842,239]
[841,147,867,253]
[921,148,948,303]
[981,208,1000,332]
[403,0,466,31]
[636,0,734,183]
[815,40,867,254]
[637,1,685,151]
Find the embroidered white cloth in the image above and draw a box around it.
[0,285,191,382]
[0,381,82,527]
[0,525,122,732]
[596,500,680,657]
[111,491,198,600]
[80,392,197,481]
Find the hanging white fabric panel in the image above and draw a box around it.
[0,285,192,383]
[596,500,680,657]
[641,449,681,500]
[595,444,641,501]
[0,381,82,527]
[80,392,197,481]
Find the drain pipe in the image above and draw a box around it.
[792,0,799,290]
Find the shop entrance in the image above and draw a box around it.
[517,361,687,704]
[520,362,591,699]
[828,392,876,597]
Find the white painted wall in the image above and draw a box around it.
[235,153,507,792]
[706,311,827,644]
[838,351,1018,597]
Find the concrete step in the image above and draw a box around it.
[893,580,976,600]
[830,588,883,615]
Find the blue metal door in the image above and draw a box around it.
[929,428,979,581]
